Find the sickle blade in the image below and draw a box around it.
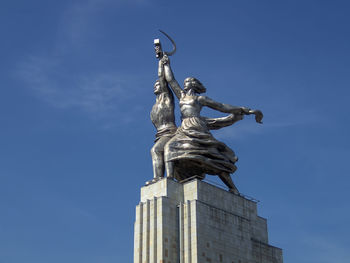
[159,30,177,56]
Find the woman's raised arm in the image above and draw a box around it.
[162,55,183,100]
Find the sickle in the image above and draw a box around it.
[159,30,177,56]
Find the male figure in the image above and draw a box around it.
[147,59,177,184]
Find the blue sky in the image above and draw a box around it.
[1,0,349,262]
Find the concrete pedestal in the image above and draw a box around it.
[134,178,283,263]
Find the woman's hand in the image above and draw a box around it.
[161,54,170,65]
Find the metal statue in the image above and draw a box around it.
[151,31,263,194]
[154,30,176,59]
[147,33,178,185]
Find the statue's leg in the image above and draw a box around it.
[150,137,170,181]
[165,161,174,179]
[219,173,239,194]
[164,137,176,179]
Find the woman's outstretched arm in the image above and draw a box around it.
[198,95,245,113]
[198,96,263,123]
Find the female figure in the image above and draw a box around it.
[161,55,263,194]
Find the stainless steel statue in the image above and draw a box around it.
[147,38,177,185]
[150,32,263,194]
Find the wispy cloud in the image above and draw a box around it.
[14,0,147,127]
[57,0,114,49]
[17,55,133,116]
[300,235,350,263]
[213,121,262,140]
[56,0,150,49]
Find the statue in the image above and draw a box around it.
[147,38,177,185]
[150,31,263,194]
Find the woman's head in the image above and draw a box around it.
[184,77,206,94]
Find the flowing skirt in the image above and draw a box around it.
[164,117,237,180]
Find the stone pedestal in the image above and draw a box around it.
[134,178,283,263]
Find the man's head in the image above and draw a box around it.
[154,80,162,94]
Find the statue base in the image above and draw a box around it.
[134,178,283,263]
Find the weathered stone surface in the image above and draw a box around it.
[134,178,283,263]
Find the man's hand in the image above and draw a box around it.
[253,110,263,124]
[234,113,244,122]
[240,107,251,115]
[158,59,164,78]
[240,107,263,123]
